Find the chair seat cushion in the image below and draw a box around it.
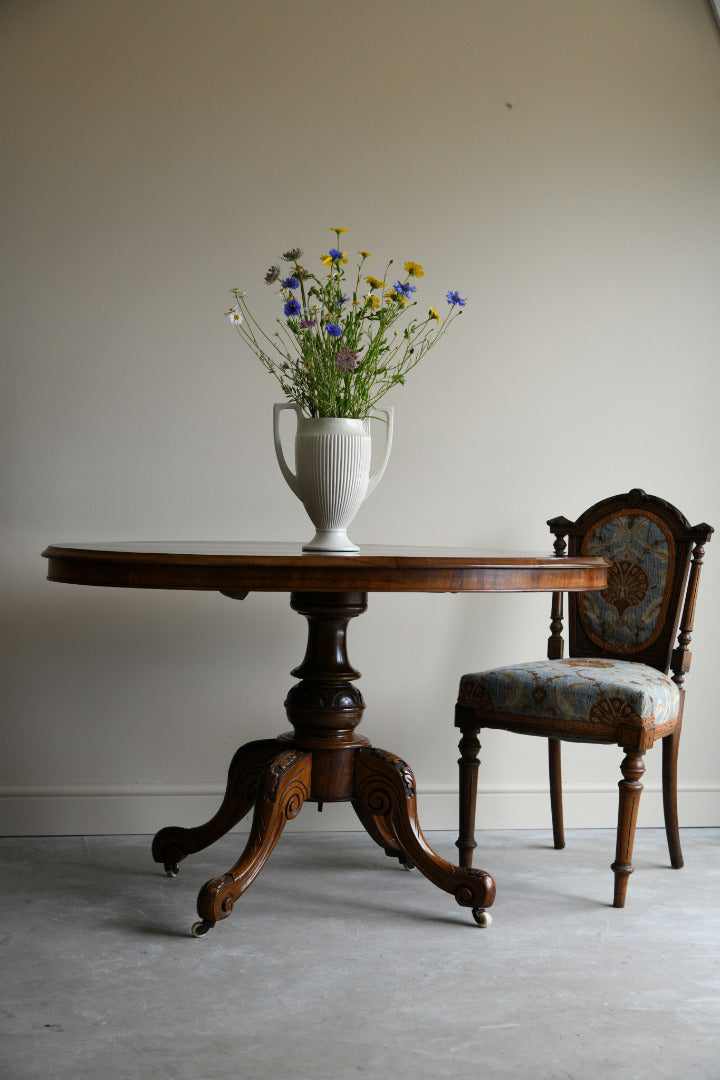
[457,658,681,741]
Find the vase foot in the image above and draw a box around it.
[302,529,359,553]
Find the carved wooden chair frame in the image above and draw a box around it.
[455,488,713,907]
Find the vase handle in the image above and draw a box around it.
[366,407,394,497]
[273,402,303,499]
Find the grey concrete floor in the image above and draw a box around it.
[1,829,719,1080]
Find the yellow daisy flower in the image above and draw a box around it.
[330,226,348,234]
[365,295,380,311]
[365,275,386,290]
[404,261,425,278]
[429,307,440,323]
[358,250,373,259]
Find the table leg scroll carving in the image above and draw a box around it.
[353,747,495,918]
[151,738,280,875]
[195,748,312,929]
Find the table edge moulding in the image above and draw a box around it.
[43,542,609,595]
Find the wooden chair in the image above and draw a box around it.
[455,489,712,907]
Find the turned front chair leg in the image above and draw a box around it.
[548,738,565,850]
[662,726,684,869]
[456,716,481,870]
[611,749,646,908]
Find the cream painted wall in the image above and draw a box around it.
[2,0,719,836]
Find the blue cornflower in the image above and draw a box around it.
[393,280,416,298]
[321,249,348,268]
[281,276,300,290]
[326,322,342,337]
[284,298,301,317]
[446,290,467,307]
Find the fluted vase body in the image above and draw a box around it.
[273,405,393,552]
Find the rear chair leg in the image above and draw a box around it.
[548,737,565,850]
[662,727,684,869]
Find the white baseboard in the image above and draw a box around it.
[1,783,718,835]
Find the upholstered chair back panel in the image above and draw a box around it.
[578,510,674,655]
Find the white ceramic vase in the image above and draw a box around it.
[273,403,394,552]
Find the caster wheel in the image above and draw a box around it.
[191,920,214,938]
[472,908,492,927]
[400,859,415,871]
[164,863,179,878]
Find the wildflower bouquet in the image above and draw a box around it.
[227,227,467,419]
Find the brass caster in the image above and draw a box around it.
[191,919,215,938]
[472,908,492,928]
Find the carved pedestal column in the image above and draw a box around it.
[282,591,369,805]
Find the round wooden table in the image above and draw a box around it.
[43,542,609,934]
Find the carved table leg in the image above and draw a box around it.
[352,800,415,869]
[354,747,495,921]
[151,738,279,875]
[193,748,312,934]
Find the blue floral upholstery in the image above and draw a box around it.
[579,510,675,654]
[457,658,680,741]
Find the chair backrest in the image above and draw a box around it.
[548,489,712,680]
